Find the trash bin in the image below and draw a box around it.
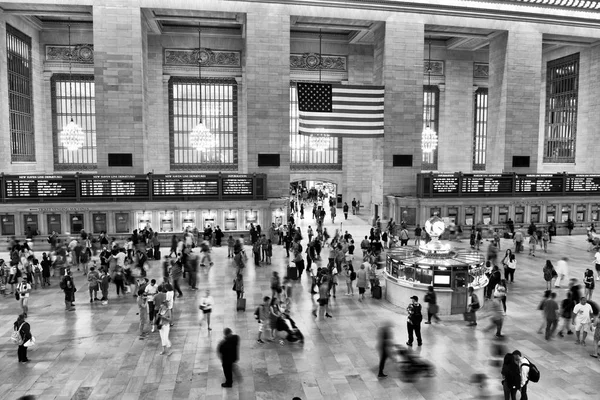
[336,194,342,208]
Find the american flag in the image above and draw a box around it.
[297,82,384,138]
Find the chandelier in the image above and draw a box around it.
[60,20,85,152]
[421,39,438,154]
[309,128,330,152]
[189,23,215,152]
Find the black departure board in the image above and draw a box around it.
[566,175,600,193]
[461,175,513,195]
[4,175,77,200]
[515,175,563,193]
[153,175,219,197]
[80,176,149,198]
[431,175,459,194]
[222,176,253,196]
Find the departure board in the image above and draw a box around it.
[461,175,513,195]
[153,175,219,197]
[4,175,77,200]
[222,176,253,196]
[431,175,459,194]
[80,176,149,198]
[566,175,600,193]
[515,175,563,193]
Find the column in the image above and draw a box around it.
[487,27,542,173]
[244,9,290,198]
[93,1,147,173]
[373,18,424,217]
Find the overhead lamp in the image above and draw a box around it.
[308,29,332,150]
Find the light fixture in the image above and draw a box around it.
[189,23,215,152]
[421,39,438,154]
[308,29,332,150]
[60,20,85,151]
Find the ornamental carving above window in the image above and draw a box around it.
[164,48,241,67]
[46,45,94,64]
[290,53,347,71]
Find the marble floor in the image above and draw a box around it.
[1,213,600,400]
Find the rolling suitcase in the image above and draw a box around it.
[147,248,153,259]
[372,285,382,299]
[155,249,161,260]
[287,265,298,280]
[236,297,246,311]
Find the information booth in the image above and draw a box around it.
[181,211,196,230]
[547,205,556,222]
[245,210,258,229]
[224,210,238,231]
[530,206,540,224]
[136,212,152,232]
[1,215,15,236]
[47,214,61,234]
[159,212,174,232]
[23,214,39,235]
[561,206,571,222]
[92,213,107,233]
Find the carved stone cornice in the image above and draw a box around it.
[164,48,241,68]
[46,44,94,64]
[290,53,347,71]
[474,62,489,78]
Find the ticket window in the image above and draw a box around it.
[224,210,238,231]
[159,212,174,233]
[47,214,62,234]
[92,213,107,234]
[498,207,509,224]
[400,208,417,225]
[116,213,130,233]
[546,206,556,223]
[530,206,540,224]
[1,215,16,236]
[482,207,492,225]
[202,210,216,229]
[181,211,196,231]
[447,208,458,224]
[273,209,284,226]
[245,210,258,229]
[431,207,441,217]
[515,207,525,224]
[23,214,39,235]
[592,205,600,222]
[465,207,475,226]
[561,206,571,223]
[576,205,586,222]
[70,214,84,234]
[136,212,152,232]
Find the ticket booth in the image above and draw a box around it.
[159,211,174,232]
[515,206,525,224]
[400,207,417,225]
[92,213,107,233]
[245,210,258,229]
[482,207,492,225]
[70,214,84,234]
[116,213,130,233]
[273,208,284,226]
[592,205,600,222]
[224,210,238,231]
[498,206,509,224]
[47,214,62,234]
[576,205,586,222]
[561,206,571,222]
[202,210,216,229]
[547,205,556,223]
[136,211,152,231]
[23,214,39,235]
[530,206,540,224]
[181,211,196,230]
[447,207,458,224]
[431,207,441,217]
[1,215,15,236]
[465,207,475,226]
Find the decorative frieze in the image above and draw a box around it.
[424,60,444,76]
[164,48,241,67]
[46,44,94,64]
[290,53,347,71]
[474,62,489,78]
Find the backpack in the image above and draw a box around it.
[543,267,552,281]
[10,323,25,345]
[522,360,540,383]
[350,271,357,281]
[411,304,423,321]
[400,229,409,240]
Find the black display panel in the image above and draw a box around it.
[566,175,600,193]
[80,176,149,198]
[431,175,459,194]
[461,175,513,195]
[515,175,563,193]
[153,175,219,197]
[222,176,254,197]
[4,175,77,200]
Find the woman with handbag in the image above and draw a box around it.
[156,301,172,355]
[424,286,441,324]
[13,314,31,363]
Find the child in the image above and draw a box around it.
[227,235,235,258]
[266,239,273,265]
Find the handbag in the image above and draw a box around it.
[15,292,20,301]
[429,304,439,314]
[463,311,475,322]
[24,335,36,347]
[10,323,25,345]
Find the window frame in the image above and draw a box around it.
[51,73,97,170]
[422,85,440,171]
[168,76,238,171]
[473,87,488,171]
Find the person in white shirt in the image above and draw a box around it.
[512,350,530,400]
[115,249,126,268]
[199,289,214,331]
[555,257,569,288]
[572,296,594,345]
[16,277,31,317]
[144,279,159,332]
[594,251,600,281]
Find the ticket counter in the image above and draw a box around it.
[70,214,84,234]
[576,205,586,223]
[592,205,600,222]
[430,207,441,217]
[159,211,174,232]
[93,213,107,233]
[116,213,130,233]
[23,214,39,235]
[515,206,525,224]
[400,207,417,225]
[482,207,492,225]
[245,210,258,229]
[498,206,509,224]
[224,210,238,231]
[181,211,196,230]
[530,206,540,224]
[2,215,15,236]
[136,212,152,231]
[465,207,475,226]
[547,205,556,223]
[202,210,216,229]
[561,206,571,222]
[447,207,458,224]
[47,214,61,234]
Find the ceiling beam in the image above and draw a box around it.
[152,14,240,24]
[292,21,372,31]
[426,30,490,39]
[446,36,473,50]
[0,9,91,17]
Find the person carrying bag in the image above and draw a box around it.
[11,314,34,363]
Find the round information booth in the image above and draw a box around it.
[384,216,487,316]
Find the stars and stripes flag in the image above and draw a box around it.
[297,82,385,138]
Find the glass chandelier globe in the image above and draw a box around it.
[60,118,85,151]
[309,128,330,152]
[189,120,215,151]
[421,126,438,153]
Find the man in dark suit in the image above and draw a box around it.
[217,327,240,388]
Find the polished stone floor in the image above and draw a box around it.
[1,213,600,400]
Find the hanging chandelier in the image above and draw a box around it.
[309,128,330,152]
[421,39,438,154]
[189,23,215,152]
[60,20,84,152]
